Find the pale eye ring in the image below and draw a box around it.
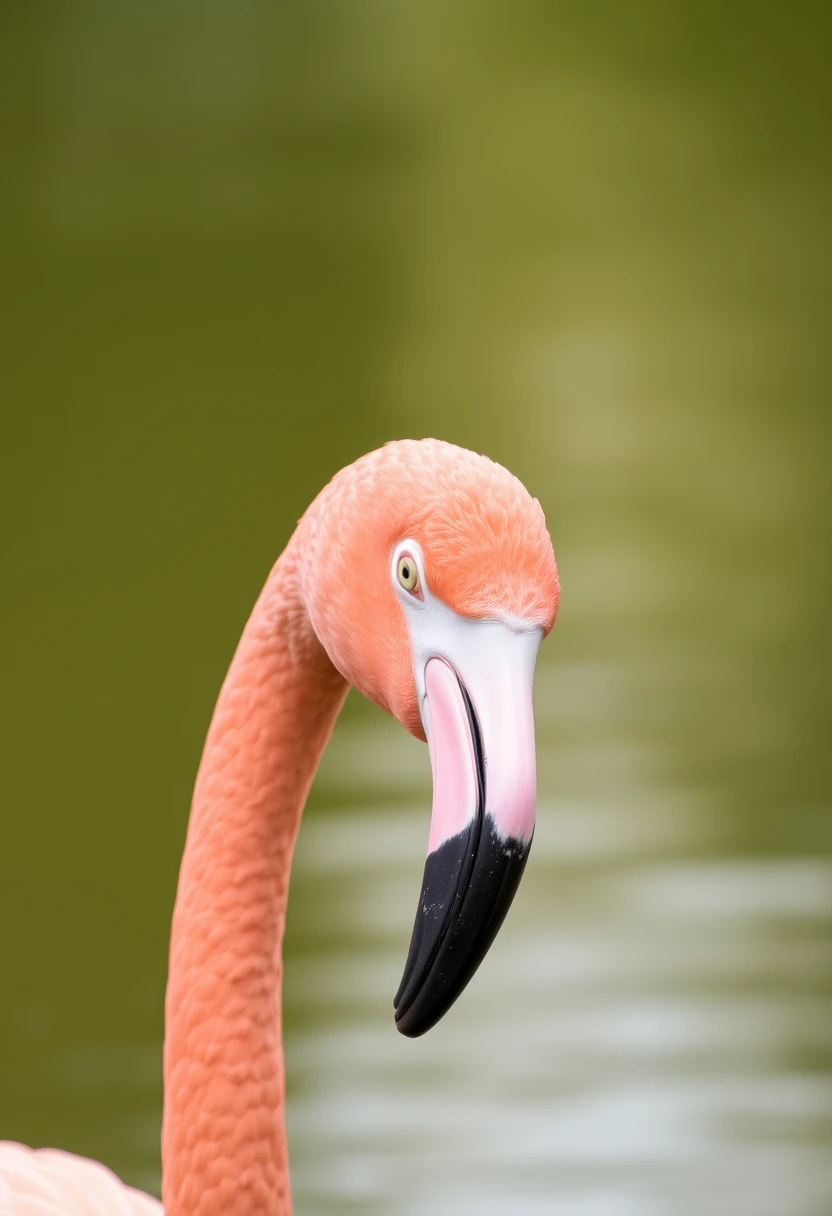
[396,554,419,593]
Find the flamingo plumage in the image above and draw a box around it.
[1,439,560,1216]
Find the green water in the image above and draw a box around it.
[1,4,830,1213]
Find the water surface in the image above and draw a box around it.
[1,4,830,1213]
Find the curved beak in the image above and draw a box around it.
[394,621,541,1037]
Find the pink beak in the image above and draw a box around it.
[394,623,541,1037]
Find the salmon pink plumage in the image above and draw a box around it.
[1,440,559,1216]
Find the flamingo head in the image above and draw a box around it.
[298,439,559,1036]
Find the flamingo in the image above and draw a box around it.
[0,439,560,1216]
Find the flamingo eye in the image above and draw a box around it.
[397,555,419,593]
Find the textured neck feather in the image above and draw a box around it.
[162,540,348,1216]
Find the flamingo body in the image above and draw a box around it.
[1,440,559,1215]
[0,1143,161,1214]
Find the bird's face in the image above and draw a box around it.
[299,440,559,1036]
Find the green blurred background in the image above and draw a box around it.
[1,3,830,1213]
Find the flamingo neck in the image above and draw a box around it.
[162,541,348,1216]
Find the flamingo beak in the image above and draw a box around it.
[394,622,541,1037]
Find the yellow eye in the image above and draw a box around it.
[397,555,419,592]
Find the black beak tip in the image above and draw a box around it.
[394,1004,434,1039]
[393,819,533,1038]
